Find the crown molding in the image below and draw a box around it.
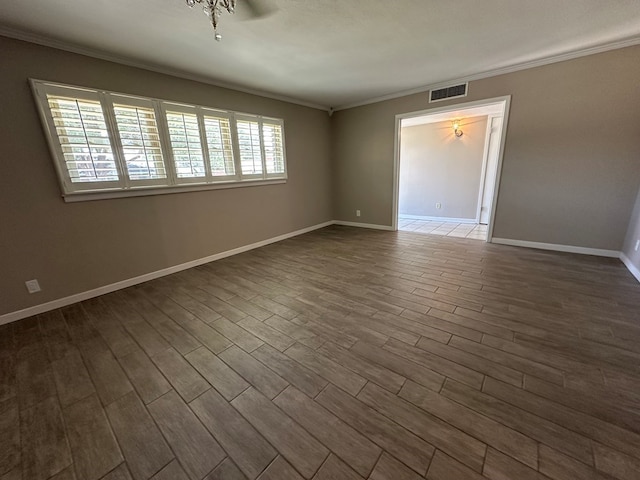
[3,25,639,114]
[0,26,330,112]
[333,35,640,111]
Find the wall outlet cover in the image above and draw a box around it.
[25,279,41,294]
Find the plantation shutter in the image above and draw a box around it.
[236,117,263,176]
[112,97,166,182]
[46,93,120,188]
[31,80,288,199]
[262,120,285,175]
[203,113,235,177]
[165,109,206,180]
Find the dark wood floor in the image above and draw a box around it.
[2,225,640,480]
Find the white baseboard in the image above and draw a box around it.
[491,237,620,258]
[399,214,478,224]
[4,223,636,325]
[0,220,335,326]
[333,220,395,231]
[620,253,640,283]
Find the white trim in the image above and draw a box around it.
[395,97,510,124]
[335,36,640,110]
[333,221,395,231]
[3,26,639,113]
[482,114,507,238]
[63,179,287,202]
[4,221,637,325]
[482,99,510,243]
[31,78,288,200]
[476,115,497,223]
[491,238,620,258]
[0,26,329,112]
[620,253,640,283]
[399,215,477,224]
[0,221,335,326]
[392,114,401,232]
[393,96,511,244]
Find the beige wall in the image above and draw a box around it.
[623,187,640,271]
[399,117,488,220]
[333,45,640,251]
[0,36,332,316]
[3,37,640,316]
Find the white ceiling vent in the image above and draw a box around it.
[429,83,468,103]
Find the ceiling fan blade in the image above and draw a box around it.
[242,0,275,19]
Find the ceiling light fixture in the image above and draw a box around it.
[186,0,236,41]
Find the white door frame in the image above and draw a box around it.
[392,95,511,242]
[476,114,503,224]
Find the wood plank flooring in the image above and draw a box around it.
[1,225,640,480]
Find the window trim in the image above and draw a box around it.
[235,114,266,179]
[61,178,287,203]
[201,108,238,182]
[30,79,288,202]
[161,102,209,185]
[36,85,124,192]
[109,94,169,188]
[261,119,287,179]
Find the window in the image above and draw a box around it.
[236,116,287,178]
[46,91,119,188]
[263,121,285,174]
[31,80,287,200]
[165,109,206,180]
[112,99,166,183]
[204,113,235,177]
[237,118,263,176]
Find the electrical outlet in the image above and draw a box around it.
[25,279,41,294]
[436,202,442,209]
[356,210,361,217]
[635,239,640,252]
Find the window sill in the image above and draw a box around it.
[62,178,287,203]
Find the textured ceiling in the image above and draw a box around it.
[1,0,640,109]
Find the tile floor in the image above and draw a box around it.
[2,226,640,480]
[398,218,488,240]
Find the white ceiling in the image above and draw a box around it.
[1,0,640,109]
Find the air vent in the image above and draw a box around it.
[429,83,468,103]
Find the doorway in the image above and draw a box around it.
[392,97,510,242]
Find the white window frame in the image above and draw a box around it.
[261,117,287,179]
[201,106,239,182]
[34,83,125,193]
[161,102,210,185]
[30,79,288,202]
[235,114,266,180]
[109,93,169,188]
